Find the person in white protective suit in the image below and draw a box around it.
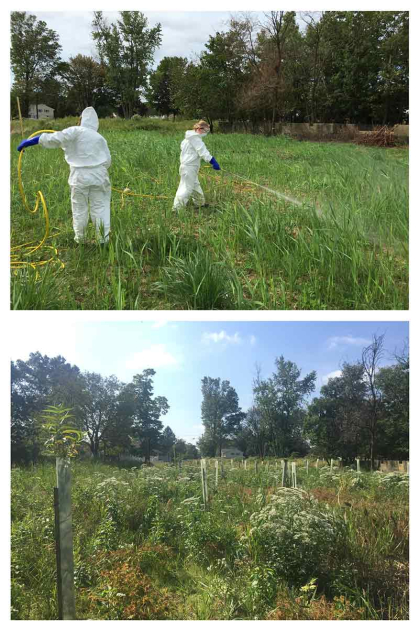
[17,107,112,244]
[173,120,220,212]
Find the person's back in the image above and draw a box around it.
[39,108,111,186]
[34,107,112,243]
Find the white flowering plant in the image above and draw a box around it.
[245,488,347,588]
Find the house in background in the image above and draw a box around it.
[28,104,54,120]
[150,452,171,463]
[221,448,243,459]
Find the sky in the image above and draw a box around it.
[8,5,313,71]
[9,320,408,445]
[32,10,262,69]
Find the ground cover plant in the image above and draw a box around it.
[11,118,408,310]
[11,458,409,620]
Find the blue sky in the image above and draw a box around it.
[10,320,408,444]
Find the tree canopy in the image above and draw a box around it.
[10,335,409,467]
[11,10,408,124]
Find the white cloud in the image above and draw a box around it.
[125,344,180,370]
[322,370,342,384]
[201,330,242,345]
[250,335,257,346]
[151,320,168,329]
[327,335,370,350]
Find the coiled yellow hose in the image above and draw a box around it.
[11,129,64,273]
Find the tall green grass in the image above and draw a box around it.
[11,120,408,309]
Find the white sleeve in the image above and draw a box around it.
[38,127,78,149]
[190,136,212,162]
[104,141,112,169]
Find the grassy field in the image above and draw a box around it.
[11,458,409,620]
[11,118,408,310]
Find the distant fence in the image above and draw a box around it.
[379,460,409,473]
[218,121,409,141]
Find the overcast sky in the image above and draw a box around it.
[6,3,407,74]
[33,11,263,68]
[9,320,408,444]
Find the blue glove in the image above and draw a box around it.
[17,136,40,152]
[210,156,220,170]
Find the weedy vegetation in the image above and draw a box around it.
[11,118,408,310]
[11,459,409,620]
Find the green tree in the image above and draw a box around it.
[11,352,82,464]
[121,369,169,463]
[254,357,316,457]
[64,54,107,113]
[375,349,409,459]
[92,11,162,119]
[196,430,217,458]
[200,377,245,457]
[199,27,251,124]
[305,363,368,462]
[316,11,408,124]
[174,62,213,127]
[160,425,177,457]
[147,56,187,118]
[78,372,128,458]
[11,11,62,117]
[242,405,269,458]
[184,442,199,459]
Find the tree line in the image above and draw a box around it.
[11,353,197,465]
[198,334,408,467]
[11,10,408,126]
[11,334,408,467]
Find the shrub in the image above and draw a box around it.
[246,488,347,588]
[86,548,180,620]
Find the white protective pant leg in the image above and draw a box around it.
[173,165,205,210]
[70,182,111,243]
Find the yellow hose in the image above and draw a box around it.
[12,130,65,272]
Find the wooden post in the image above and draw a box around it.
[55,458,76,620]
[356,458,361,474]
[215,459,219,488]
[255,460,258,474]
[16,97,24,137]
[330,458,334,471]
[244,460,247,470]
[316,458,319,469]
[306,459,309,474]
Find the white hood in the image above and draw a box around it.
[80,107,99,131]
[38,105,111,178]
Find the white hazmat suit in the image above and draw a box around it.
[39,107,112,243]
[173,130,213,211]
